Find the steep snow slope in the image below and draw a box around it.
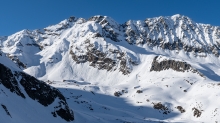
[1,15,220,122]
[0,51,74,122]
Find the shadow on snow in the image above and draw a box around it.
[57,87,181,123]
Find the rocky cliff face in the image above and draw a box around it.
[150,56,191,72]
[69,39,136,75]
[150,56,204,77]
[18,72,74,121]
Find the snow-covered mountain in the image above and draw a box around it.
[1,14,220,122]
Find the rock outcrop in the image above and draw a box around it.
[150,56,204,77]
[69,39,138,75]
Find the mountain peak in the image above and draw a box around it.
[171,14,187,18]
[88,15,119,27]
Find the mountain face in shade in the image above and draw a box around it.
[0,14,220,122]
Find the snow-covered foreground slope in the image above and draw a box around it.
[1,14,220,122]
[0,51,74,122]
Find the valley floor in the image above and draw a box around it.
[49,76,220,123]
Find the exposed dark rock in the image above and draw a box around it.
[150,56,204,77]
[121,90,128,93]
[192,107,202,117]
[88,15,120,42]
[102,28,120,42]
[51,111,57,117]
[15,59,26,69]
[17,72,74,121]
[114,91,122,97]
[0,63,25,98]
[1,104,11,118]
[93,33,102,38]
[7,55,27,69]
[150,56,191,72]
[70,41,136,75]
[176,106,185,113]
[136,90,143,93]
[119,59,131,75]
[68,16,75,22]
[55,104,74,121]
[152,102,171,114]
[18,72,61,106]
[88,15,105,23]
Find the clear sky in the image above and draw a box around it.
[0,0,220,36]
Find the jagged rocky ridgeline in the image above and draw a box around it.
[0,62,74,121]
[88,15,220,57]
[1,14,220,76]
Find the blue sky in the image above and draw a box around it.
[0,0,220,36]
